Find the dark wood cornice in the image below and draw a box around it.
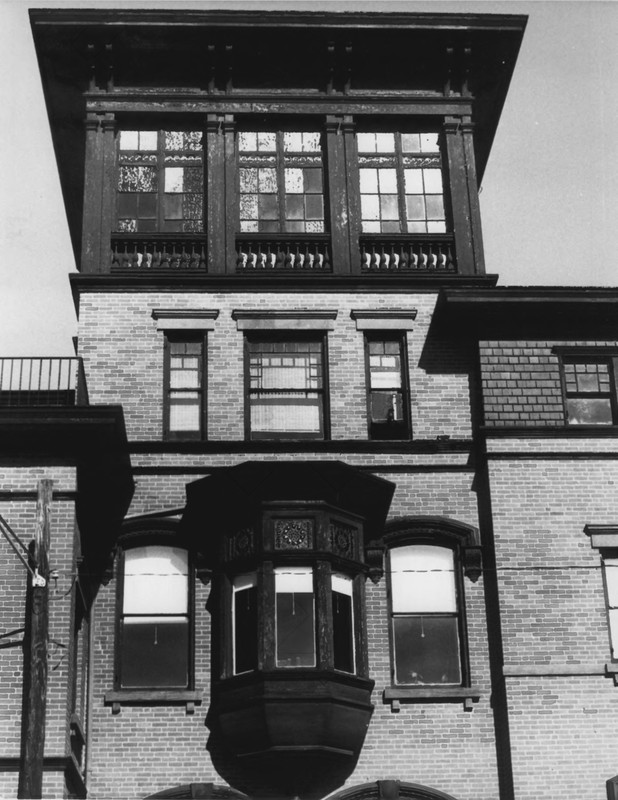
[29,9,528,32]
[69,274,498,312]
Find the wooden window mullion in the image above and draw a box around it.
[394,133,408,234]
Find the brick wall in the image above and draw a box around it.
[488,444,618,799]
[78,292,474,443]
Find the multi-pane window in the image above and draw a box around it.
[116,130,203,233]
[563,357,618,425]
[275,567,316,667]
[357,132,446,234]
[604,558,618,659]
[238,132,326,233]
[164,334,206,440]
[247,338,326,439]
[366,335,410,439]
[118,545,190,689]
[389,544,461,685]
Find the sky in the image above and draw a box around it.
[1,0,617,355]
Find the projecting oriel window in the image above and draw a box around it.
[366,335,410,439]
[275,567,316,667]
[116,130,203,233]
[118,545,190,689]
[247,338,327,440]
[238,131,326,233]
[389,544,461,686]
[164,333,206,440]
[357,132,446,234]
[562,357,618,425]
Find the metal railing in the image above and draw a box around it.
[0,358,88,406]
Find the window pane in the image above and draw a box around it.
[250,397,322,434]
[169,399,201,432]
[119,130,139,150]
[275,567,315,667]
[234,574,258,674]
[139,131,158,151]
[360,169,378,194]
[390,545,456,613]
[356,133,377,153]
[404,169,423,194]
[120,617,188,688]
[380,195,399,221]
[361,195,380,221]
[164,167,184,193]
[567,398,613,425]
[393,616,460,685]
[332,573,354,673]
[123,546,188,614]
[378,169,397,194]
[423,168,443,193]
[371,391,404,423]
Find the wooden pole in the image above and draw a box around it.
[18,479,52,800]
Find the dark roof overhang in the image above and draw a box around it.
[30,8,526,268]
[432,286,618,340]
[0,406,134,579]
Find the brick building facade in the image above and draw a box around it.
[1,9,618,800]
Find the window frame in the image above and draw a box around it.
[115,127,204,234]
[244,333,330,441]
[387,540,466,688]
[236,127,329,235]
[113,531,195,694]
[354,128,451,236]
[163,331,208,441]
[558,351,618,426]
[381,518,482,707]
[364,332,411,440]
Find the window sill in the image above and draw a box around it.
[104,689,202,715]
[383,685,481,712]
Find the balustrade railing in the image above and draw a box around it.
[0,358,88,406]
[360,235,456,272]
[111,234,207,271]
[236,234,331,273]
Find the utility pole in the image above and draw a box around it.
[18,479,52,800]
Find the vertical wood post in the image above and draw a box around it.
[18,479,52,800]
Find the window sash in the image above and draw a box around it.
[238,131,326,233]
[389,543,463,686]
[563,357,618,425]
[366,336,409,438]
[164,335,206,439]
[116,129,203,233]
[233,573,258,675]
[274,567,316,668]
[247,339,326,439]
[357,131,446,234]
[119,545,191,690]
